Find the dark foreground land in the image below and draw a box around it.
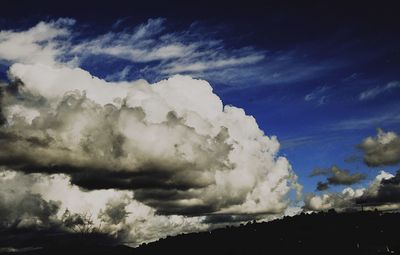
[1,211,399,255]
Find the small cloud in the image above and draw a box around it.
[310,166,366,190]
[309,167,330,177]
[342,72,361,82]
[105,66,132,81]
[316,181,329,191]
[344,155,362,163]
[304,86,329,104]
[358,128,400,167]
[359,81,400,101]
[330,112,400,131]
[279,136,315,150]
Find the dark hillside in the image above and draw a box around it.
[135,210,400,255]
[3,211,399,255]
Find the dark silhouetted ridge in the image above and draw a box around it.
[2,211,400,255]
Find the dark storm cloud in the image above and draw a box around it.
[316,181,329,191]
[310,166,366,190]
[0,86,5,125]
[304,170,400,212]
[358,129,400,167]
[356,170,400,205]
[0,191,60,230]
[99,200,129,225]
[68,164,211,193]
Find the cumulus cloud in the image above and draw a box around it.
[310,166,366,190]
[303,187,364,211]
[0,19,302,245]
[1,62,299,216]
[0,170,60,230]
[0,169,208,246]
[0,18,74,65]
[304,171,400,212]
[358,128,400,167]
[356,170,400,206]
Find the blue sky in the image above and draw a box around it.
[1,1,399,196]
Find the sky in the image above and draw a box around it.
[0,0,400,247]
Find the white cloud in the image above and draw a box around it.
[330,113,400,130]
[0,18,302,245]
[3,62,300,216]
[69,18,265,74]
[304,85,329,104]
[0,18,74,65]
[160,55,265,73]
[359,81,400,100]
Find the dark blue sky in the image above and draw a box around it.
[1,0,399,194]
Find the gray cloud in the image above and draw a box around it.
[310,166,366,190]
[303,190,357,211]
[356,170,400,205]
[358,129,400,167]
[316,181,329,191]
[0,59,300,218]
[0,169,209,247]
[0,192,60,230]
[0,171,60,230]
[304,171,400,212]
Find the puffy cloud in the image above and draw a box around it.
[303,187,365,211]
[304,171,399,212]
[0,19,302,246]
[356,170,400,206]
[358,128,400,167]
[310,166,366,190]
[0,62,299,217]
[0,170,57,231]
[0,18,74,65]
[0,169,208,246]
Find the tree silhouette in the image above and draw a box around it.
[61,209,98,234]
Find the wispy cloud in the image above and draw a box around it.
[331,112,400,130]
[359,81,400,100]
[70,18,267,79]
[0,18,341,87]
[280,136,316,149]
[304,85,329,104]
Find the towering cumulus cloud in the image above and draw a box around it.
[0,19,300,245]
